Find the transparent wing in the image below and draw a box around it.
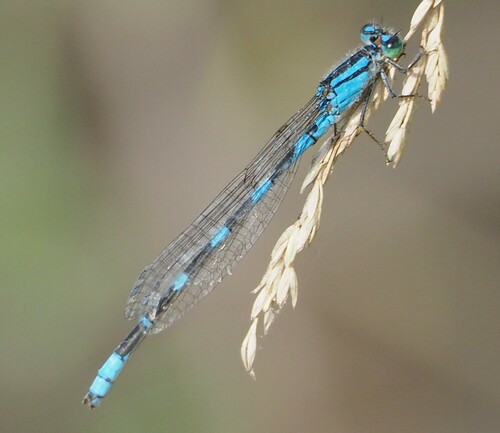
[151,160,299,332]
[125,96,322,331]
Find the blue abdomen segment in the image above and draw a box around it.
[250,179,273,203]
[85,352,129,408]
[172,272,189,291]
[312,113,336,138]
[292,111,337,161]
[210,226,230,247]
[154,229,232,311]
[292,133,316,161]
[83,316,153,408]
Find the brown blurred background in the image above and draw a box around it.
[1,1,499,432]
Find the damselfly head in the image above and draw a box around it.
[360,23,404,59]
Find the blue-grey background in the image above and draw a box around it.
[1,1,499,432]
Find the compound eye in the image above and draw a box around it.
[360,23,381,45]
[380,34,404,59]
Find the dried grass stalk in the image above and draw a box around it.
[386,1,448,164]
[241,0,447,374]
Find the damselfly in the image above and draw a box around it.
[83,23,419,409]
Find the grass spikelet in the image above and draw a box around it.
[241,0,448,374]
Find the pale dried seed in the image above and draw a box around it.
[241,318,258,373]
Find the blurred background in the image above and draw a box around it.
[1,1,499,432]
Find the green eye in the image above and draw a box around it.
[381,34,404,59]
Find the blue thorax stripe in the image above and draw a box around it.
[327,54,370,89]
